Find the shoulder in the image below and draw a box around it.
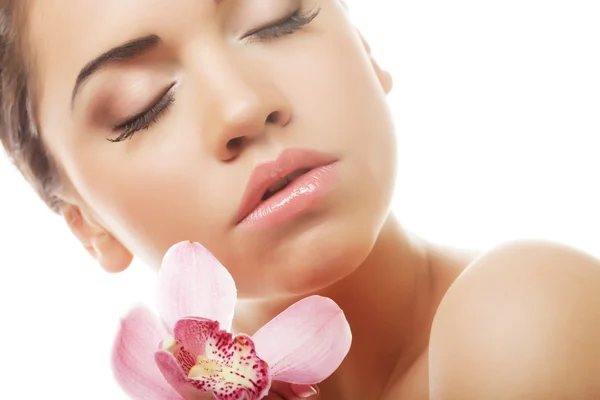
[428,240,600,400]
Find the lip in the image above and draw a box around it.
[236,148,340,227]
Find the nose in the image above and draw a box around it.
[206,69,292,162]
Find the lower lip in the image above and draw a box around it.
[239,162,340,229]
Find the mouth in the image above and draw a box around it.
[236,149,339,225]
[260,168,311,202]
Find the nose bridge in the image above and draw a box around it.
[205,49,270,131]
[193,45,290,160]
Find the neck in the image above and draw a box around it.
[235,214,434,398]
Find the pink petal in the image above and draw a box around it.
[156,241,237,332]
[112,306,182,400]
[173,318,221,363]
[155,318,271,400]
[251,296,352,385]
[154,351,212,400]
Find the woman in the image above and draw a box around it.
[1,0,599,398]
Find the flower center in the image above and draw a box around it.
[160,327,271,399]
[188,355,222,378]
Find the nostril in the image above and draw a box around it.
[266,111,279,124]
[226,137,244,152]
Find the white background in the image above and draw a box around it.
[1,1,599,398]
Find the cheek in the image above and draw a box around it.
[64,124,234,266]
[229,36,398,295]
[285,27,398,198]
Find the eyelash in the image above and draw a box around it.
[108,6,321,143]
[108,86,175,143]
[245,7,321,42]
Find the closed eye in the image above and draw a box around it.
[106,7,320,143]
[244,7,321,42]
[107,84,176,143]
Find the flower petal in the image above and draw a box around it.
[155,351,212,400]
[155,318,271,400]
[251,296,352,385]
[156,241,237,332]
[112,306,182,400]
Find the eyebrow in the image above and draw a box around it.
[71,34,161,108]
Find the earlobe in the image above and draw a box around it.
[63,204,133,273]
[357,30,394,95]
[91,230,134,273]
[374,64,393,95]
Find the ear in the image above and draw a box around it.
[358,30,393,95]
[62,204,133,273]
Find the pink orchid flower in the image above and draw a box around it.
[112,241,352,400]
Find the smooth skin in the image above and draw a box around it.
[25,0,600,398]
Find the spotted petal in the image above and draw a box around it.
[157,241,237,332]
[112,306,182,400]
[155,318,271,400]
[251,296,352,384]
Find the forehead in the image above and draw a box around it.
[28,0,221,127]
[29,0,214,74]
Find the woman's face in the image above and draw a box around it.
[30,0,397,297]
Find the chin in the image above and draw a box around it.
[234,155,397,298]
[267,205,390,296]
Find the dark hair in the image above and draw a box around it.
[0,0,62,213]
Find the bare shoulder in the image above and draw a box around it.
[428,240,600,399]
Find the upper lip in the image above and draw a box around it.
[235,148,339,224]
